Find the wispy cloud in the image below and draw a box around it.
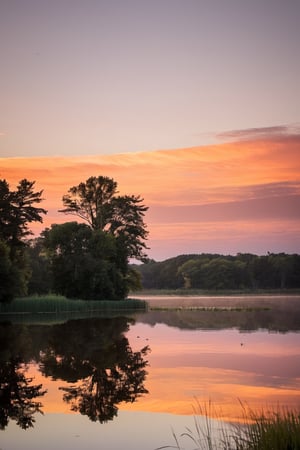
[216,124,300,142]
[147,194,300,223]
[1,130,299,258]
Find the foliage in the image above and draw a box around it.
[0,179,47,302]
[59,175,149,262]
[135,253,300,291]
[0,179,46,248]
[27,238,52,295]
[0,239,15,302]
[42,222,129,300]
[1,175,148,302]
[132,255,195,290]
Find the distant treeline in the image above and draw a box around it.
[132,253,300,290]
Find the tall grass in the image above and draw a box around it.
[156,400,300,450]
[232,403,300,450]
[0,295,148,314]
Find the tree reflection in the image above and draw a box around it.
[39,317,150,423]
[61,344,149,422]
[0,322,46,430]
[0,360,46,430]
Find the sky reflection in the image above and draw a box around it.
[123,323,300,421]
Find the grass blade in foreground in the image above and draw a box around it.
[156,400,300,450]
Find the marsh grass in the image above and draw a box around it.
[232,403,300,450]
[156,400,300,450]
[0,295,147,314]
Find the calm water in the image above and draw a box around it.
[1,295,300,450]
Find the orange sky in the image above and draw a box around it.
[1,134,300,259]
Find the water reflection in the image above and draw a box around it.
[0,318,150,429]
[0,359,46,430]
[137,295,300,332]
[0,322,46,429]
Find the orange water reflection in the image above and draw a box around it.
[24,321,300,423]
[121,323,300,422]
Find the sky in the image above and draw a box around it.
[1,0,300,260]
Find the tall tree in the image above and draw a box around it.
[0,179,47,302]
[0,179,47,249]
[59,176,148,262]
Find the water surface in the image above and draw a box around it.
[1,295,300,450]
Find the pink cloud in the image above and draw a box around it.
[1,132,300,259]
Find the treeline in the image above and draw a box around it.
[0,176,148,302]
[133,253,300,290]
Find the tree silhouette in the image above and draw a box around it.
[59,176,148,262]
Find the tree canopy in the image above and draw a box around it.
[0,179,47,248]
[134,253,300,291]
[59,176,149,262]
[42,222,128,300]
[0,179,47,302]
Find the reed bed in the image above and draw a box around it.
[156,399,300,450]
[232,403,300,450]
[0,295,147,314]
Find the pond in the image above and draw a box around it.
[1,295,300,450]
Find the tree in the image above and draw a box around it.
[59,176,149,262]
[0,239,15,302]
[42,222,128,300]
[27,238,52,295]
[0,179,47,302]
[0,179,47,250]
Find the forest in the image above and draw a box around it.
[132,253,300,291]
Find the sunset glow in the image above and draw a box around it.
[1,134,299,259]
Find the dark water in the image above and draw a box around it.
[1,295,300,450]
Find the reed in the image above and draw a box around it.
[0,295,147,314]
[232,403,300,450]
[156,400,300,450]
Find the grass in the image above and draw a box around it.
[232,403,300,450]
[156,399,300,450]
[0,294,148,314]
